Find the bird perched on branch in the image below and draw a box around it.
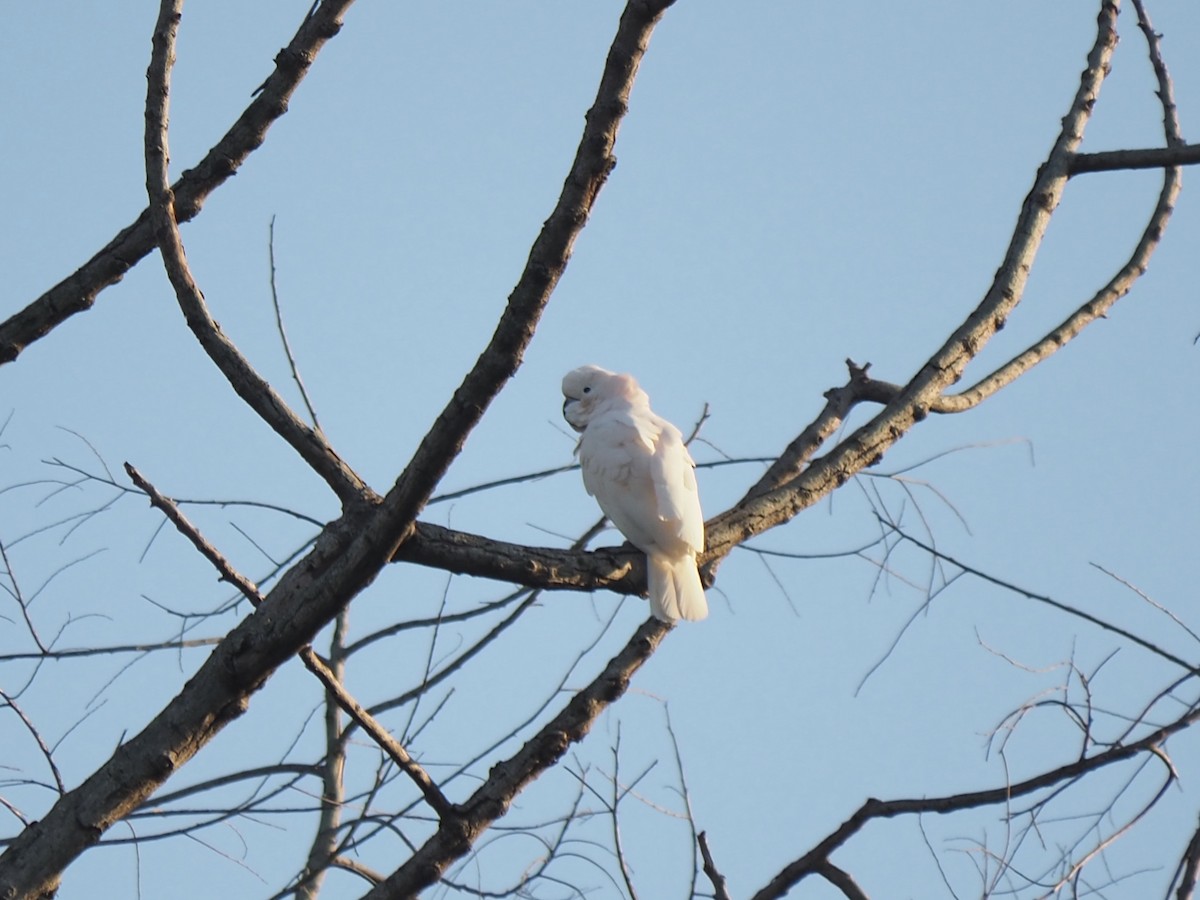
[561,365,707,623]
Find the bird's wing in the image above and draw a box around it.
[578,414,645,497]
[579,412,667,552]
[648,418,704,555]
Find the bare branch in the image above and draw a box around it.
[141,17,367,506]
[297,647,455,820]
[1070,142,1200,174]
[926,0,1184,415]
[751,696,1200,900]
[371,0,679,541]
[128,463,454,825]
[698,831,733,900]
[891,524,1200,677]
[125,464,264,605]
[296,609,348,900]
[1173,814,1200,900]
[706,0,1120,567]
[0,689,64,796]
[0,0,357,366]
[267,216,325,436]
[0,538,47,654]
[363,616,670,898]
[815,860,870,900]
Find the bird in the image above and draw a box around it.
[561,365,707,623]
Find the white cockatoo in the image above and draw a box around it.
[561,365,707,622]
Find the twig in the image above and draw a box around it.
[0,638,222,663]
[267,216,325,435]
[125,464,264,605]
[0,538,47,653]
[662,705,701,899]
[610,727,640,900]
[890,524,1200,677]
[297,647,456,820]
[0,688,64,795]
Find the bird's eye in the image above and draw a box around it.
[582,386,591,394]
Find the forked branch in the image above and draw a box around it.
[0,0,358,366]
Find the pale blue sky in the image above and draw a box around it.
[3,3,1200,898]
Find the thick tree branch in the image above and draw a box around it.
[0,0,356,366]
[391,520,643,595]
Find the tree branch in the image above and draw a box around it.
[814,860,870,900]
[362,616,671,898]
[1174,813,1200,900]
[751,698,1200,900]
[391,520,643,595]
[0,0,357,366]
[699,831,733,900]
[703,0,1121,568]
[927,0,1183,414]
[141,16,367,506]
[125,463,264,603]
[1070,142,1200,174]
[298,647,455,820]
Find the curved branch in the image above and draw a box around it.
[928,0,1184,414]
[142,21,367,504]
[750,700,1200,900]
[702,0,1121,567]
[0,0,357,366]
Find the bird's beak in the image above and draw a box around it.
[562,398,585,432]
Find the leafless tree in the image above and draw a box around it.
[3,1,1200,898]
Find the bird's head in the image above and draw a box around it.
[561,365,645,432]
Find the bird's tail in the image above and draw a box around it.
[646,553,708,623]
